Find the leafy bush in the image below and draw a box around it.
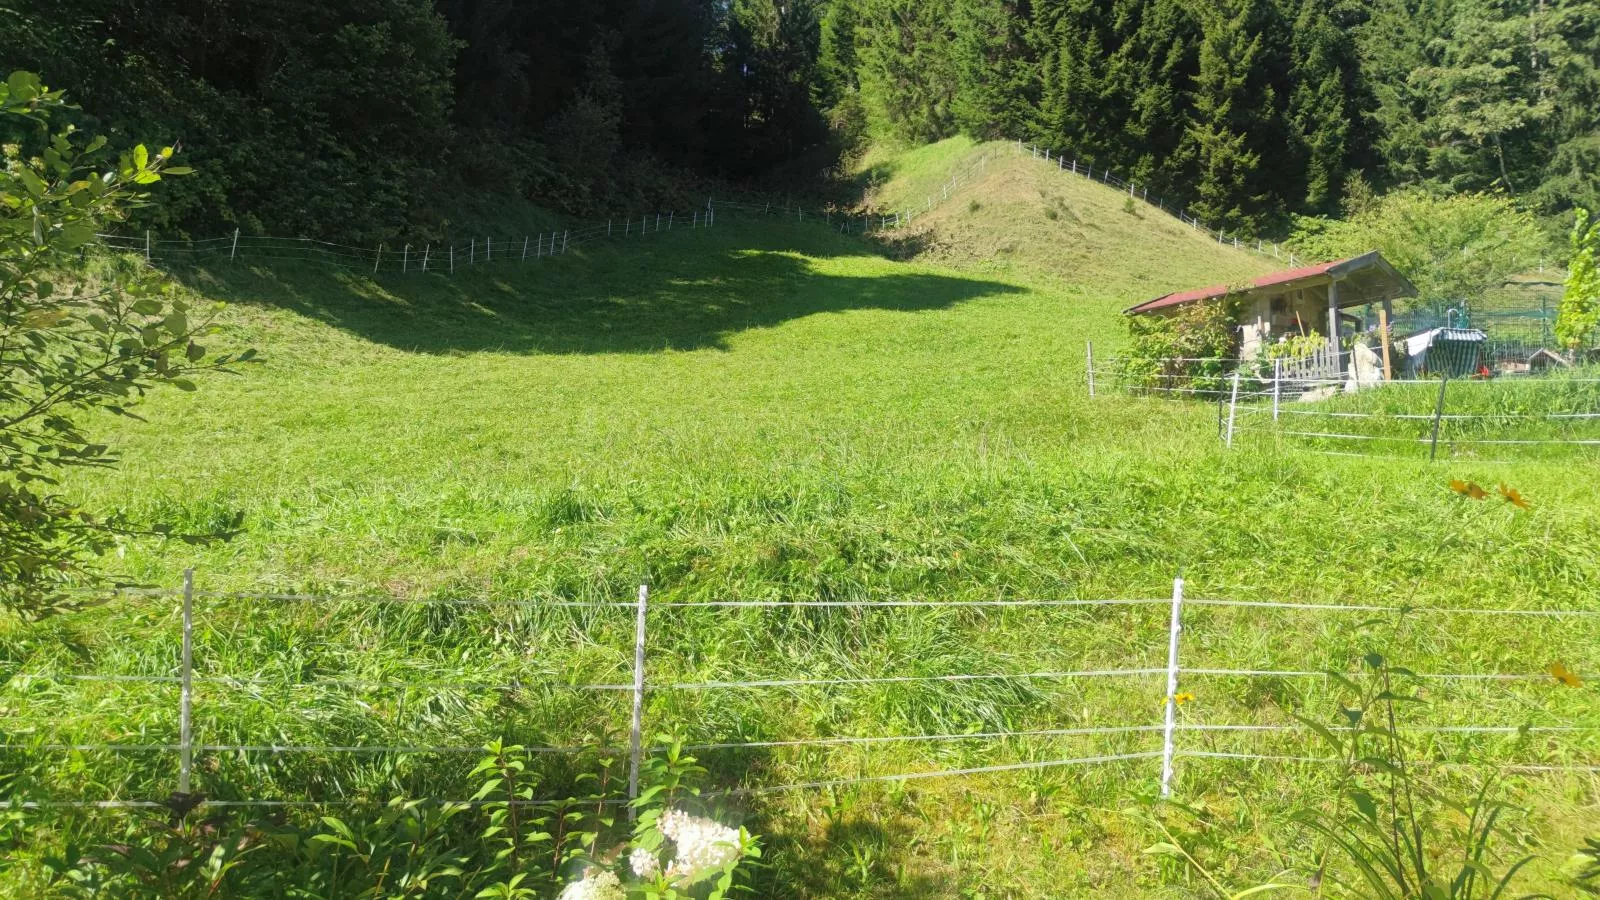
[28,737,758,898]
[1556,209,1599,352]
[1117,296,1243,396]
[1,71,252,618]
[1288,190,1548,315]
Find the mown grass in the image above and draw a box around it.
[2,149,1597,897]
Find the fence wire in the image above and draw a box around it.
[6,575,1596,815]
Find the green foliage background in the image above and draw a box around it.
[2,0,1597,241]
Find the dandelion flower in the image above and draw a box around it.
[557,868,624,900]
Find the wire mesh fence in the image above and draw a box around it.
[4,571,1596,814]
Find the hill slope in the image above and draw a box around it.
[858,137,1275,297]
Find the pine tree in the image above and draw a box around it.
[855,0,960,142]
[948,0,1038,140]
[1413,0,1554,197]
[1528,0,1600,214]
[1357,0,1453,188]
[1182,0,1271,232]
[1032,0,1116,164]
[1286,0,1357,212]
[1111,0,1200,194]
[724,0,828,166]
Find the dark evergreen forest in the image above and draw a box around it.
[3,0,1595,240]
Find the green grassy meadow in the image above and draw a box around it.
[3,141,1598,897]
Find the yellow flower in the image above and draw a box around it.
[1549,663,1583,688]
[1164,692,1195,706]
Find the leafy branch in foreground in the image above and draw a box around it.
[1291,652,1544,899]
[1,70,254,618]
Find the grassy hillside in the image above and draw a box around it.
[858,138,1275,293]
[3,148,1597,897]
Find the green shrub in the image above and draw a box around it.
[1556,208,1599,352]
[1117,296,1243,396]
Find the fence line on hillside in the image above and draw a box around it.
[4,572,1596,815]
[94,202,727,274]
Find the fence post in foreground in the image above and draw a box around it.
[470,239,475,265]
[1272,358,1282,422]
[1224,371,1242,448]
[421,245,430,273]
[178,568,195,797]
[449,245,454,273]
[1086,342,1096,397]
[670,212,675,230]
[145,230,152,262]
[1160,575,1184,799]
[563,230,569,253]
[402,244,409,273]
[523,236,529,260]
[230,228,239,262]
[373,244,382,275]
[486,237,492,262]
[1429,376,1449,461]
[627,583,649,820]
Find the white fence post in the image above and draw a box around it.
[1160,575,1184,799]
[1224,371,1242,448]
[522,236,529,260]
[373,244,382,275]
[145,230,151,262]
[230,228,239,261]
[402,244,409,273]
[470,239,475,265]
[627,584,649,820]
[1272,358,1282,422]
[486,237,492,261]
[563,230,569,253]
[450,245,454,273]
[1086,341,1096,397]
[422,244,430,273]
[178,568,195,797]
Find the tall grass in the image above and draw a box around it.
[2,154,1597,895]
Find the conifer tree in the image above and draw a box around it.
[1286,0,1357,212]
[855,0,960,142]
[1182,0,1270,231]
[948,0,1038,139]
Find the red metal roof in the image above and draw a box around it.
[1125,256,1363,315]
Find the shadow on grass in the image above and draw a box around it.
[753,808,949,898]
[172,222,1021,355]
